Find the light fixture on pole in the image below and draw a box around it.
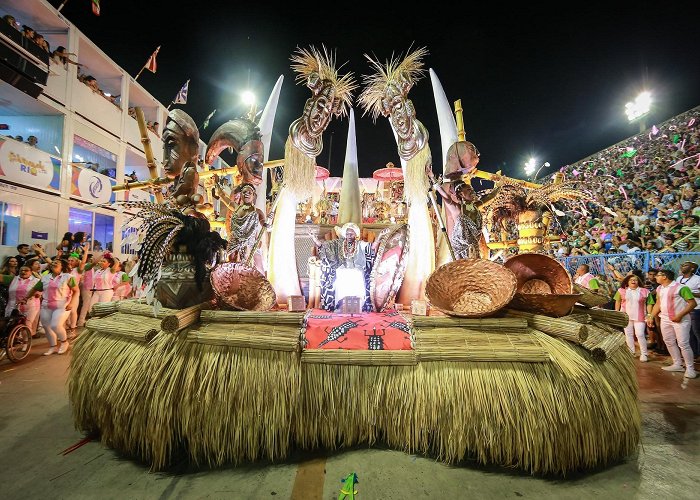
[533,161,550,181]
[625,91,651,132]
[241,90,257,122]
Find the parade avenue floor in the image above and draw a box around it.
[1,332,698,500]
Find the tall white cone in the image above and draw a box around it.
[338,108,361,226]
[256,75,284,213]
[430,68,459,267]
[429,68,458,168]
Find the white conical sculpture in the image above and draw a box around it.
[256,75,284,214]
[430,68,459,267]
[337,108,361,226]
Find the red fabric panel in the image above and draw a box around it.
[303,308,413,350]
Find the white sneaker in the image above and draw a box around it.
[43,346,57,356]
[662,364,685,372]
[57,341,70,355]
[639,354,648,362]
[684,370,698,379]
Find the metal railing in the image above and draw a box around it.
[558,251,700,277]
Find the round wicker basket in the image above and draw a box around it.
[503,253,573,294]
[425,258,517,317]
[210,262,276,311]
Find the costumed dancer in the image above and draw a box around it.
[359,46,435,303]
[66,249,88,335]
[214,181,267,272]
[1,266,40,336]
[268,45,357,304]
[26,259,79,355]
[614,274,654,361]
[76,254,96,327]
[111,258,132,301]
[647,269,698,379]
[86,253,115,313]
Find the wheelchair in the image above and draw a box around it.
[0,307,32,362]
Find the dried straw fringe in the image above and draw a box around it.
[403,145,431,203]
[68,328,300,471]
[573,283,610,308]
[295,339,639,475]
[302,349,417,365]
[283,137,316,201]
[69,317,639,475]
[90,300,122,317]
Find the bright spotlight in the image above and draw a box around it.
[241,90,256,106]
[625,92,652,122]
[524,158,536,175]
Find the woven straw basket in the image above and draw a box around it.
[504,253,582,317]
[573,283,610,308]
[210,262,277,311]
[426,258,517,317]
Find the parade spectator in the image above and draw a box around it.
[26,259,79,356]
[675,261,700,356]
[51,46,81,68]
[573,264,600,291]
[615,274,654,362]
[647,269,697,379]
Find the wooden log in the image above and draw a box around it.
[504,309,588,343]
[160,302,207,333]
[573,306,629,328]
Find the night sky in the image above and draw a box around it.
[51,2,700,181]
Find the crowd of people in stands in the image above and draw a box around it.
[0,233,137,356]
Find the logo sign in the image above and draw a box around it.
[71,164,115,204]
[0,137,61,191]
[31,231,49,240]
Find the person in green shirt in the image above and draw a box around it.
[614,275,655,361]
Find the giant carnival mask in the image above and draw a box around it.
[162,109,199,179]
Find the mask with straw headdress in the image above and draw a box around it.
[285,45,357,200]
[359,46,430,202]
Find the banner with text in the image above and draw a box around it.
[0,137,61,191]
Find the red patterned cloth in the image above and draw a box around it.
[303,308,413,350]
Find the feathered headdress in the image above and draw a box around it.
[120,202,226,296]
[359,45,428,122]
[290,45,357,118]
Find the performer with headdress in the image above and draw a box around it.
[360,46,435,303]
[267,45,356,303]
[308,222,382,311]
[215,180,267,272]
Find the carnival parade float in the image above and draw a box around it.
[68,46,639,476]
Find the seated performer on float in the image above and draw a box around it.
[214,180,267,273]
[308,222,382,312]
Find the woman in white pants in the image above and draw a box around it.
[26,260,79,355]
[110,258,132,301]
[65,250,88,336]
[76,255,96,328]
[614,275,654,361]
[86,254,115,314]
[647,269,698,379]
[1,266,40,335]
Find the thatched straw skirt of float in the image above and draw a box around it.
[68,311,640,476]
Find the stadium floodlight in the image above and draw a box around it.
[625,91,652,122]
[524,158,537,176]
[241,90,257,121]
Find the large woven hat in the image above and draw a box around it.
[504,253,581,317]
[425,258,517,317]
[210,262,276,311]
